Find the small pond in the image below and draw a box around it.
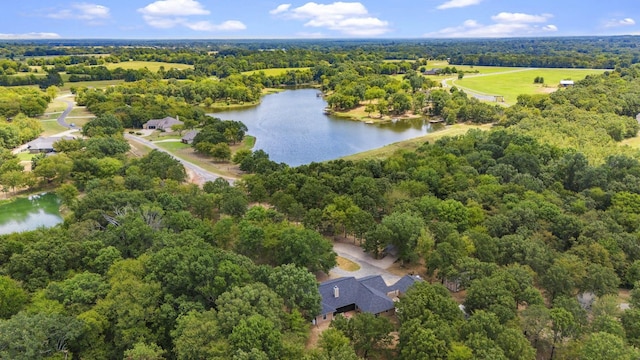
[211,89,439,166]
[0,193,62,235]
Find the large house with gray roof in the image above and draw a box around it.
[315,275,421,325]
[143,116,183,131]
[25,136,76,154]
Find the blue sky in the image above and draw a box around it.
[1,0,639,39]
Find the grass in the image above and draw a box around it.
[39,120,68,137]
[61,79,124,91]
[341,123,493,161]
[16,152,35,161]
[241,67,311,76]
[128,141,152,158]
[621,135,640,148]
[46,100,69,113]
[451,68,606,104]
[104,61,193,72]
[68,107,94,117]
[336,256,361,271]
[156,141,190,152]
[237,135,256,151]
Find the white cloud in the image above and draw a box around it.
[604,17,636,28]
[273,2,390,36]
[0,32,61,39]
[138,0,245,32]
[491,12,552,24]
[426,12,558,38]
[46,3,110,23]
[270,4,291,15]
[185,20,247,31]
[437,0,482,10]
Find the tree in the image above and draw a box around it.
[0,275,27,319]
[316,328,359,360]
[0,312,83,360]
[331,313,393,358]
[215,283,286,335]
[579,332,639,360]
[82,113,123,137]
[137,150,186,182]
[33,153,73,184]
[123,342,165,360]
[229,315,283,359]
[171,309,230,360]
[267,264,321,319]
[399,318,449,360]
[209,143,231,162]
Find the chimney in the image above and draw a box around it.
[333,285,339,298]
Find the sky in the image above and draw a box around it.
[1,0,639,39]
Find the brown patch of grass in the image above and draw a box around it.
[336,256,361,272]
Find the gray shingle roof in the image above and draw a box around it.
[318,275,422,316]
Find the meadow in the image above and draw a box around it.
[104,61,193,71]
[449,67,606,104]
[241,67,311,76]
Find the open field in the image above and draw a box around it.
[241,67,311,76]
[104,61,192,71]
[45,100,69,113]
[39,120,68,136]
[425,60,521,74]
[61,79,124,91]
[341,123,493,161]
[452,68,606,104]
[336,256,361,271]
[155,141,190,152]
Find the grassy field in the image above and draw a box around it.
[241,67,311,76]
[61,79,124,91]
[156,141,190,152]
[452,68,606,104]
[39,120,68,136]
[336,256,361,271]
[341,123,493,161]
[104,61,192,71]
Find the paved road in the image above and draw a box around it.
[55,96,75,128]
[124,134,237,185]
[329,240,401,284]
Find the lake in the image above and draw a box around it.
[0,193,63,235]
[211,89,438,166]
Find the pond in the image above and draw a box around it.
[0,193,63,235]
[211,89,439,166]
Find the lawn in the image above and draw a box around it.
[451,68,606,104]
[241,67,311,76]
[61,79,124,91]
[45,100,69,113]
[156,141,190,152]
[341,123,493,161]
[39,120,68,137]
[104,61,193,71]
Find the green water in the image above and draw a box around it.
[0,193,62,235]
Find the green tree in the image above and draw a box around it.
[0,275,28,319]
[267,264,321,319]
[123,342,165,360]
[229,315,283,359]
[331,312,393,358]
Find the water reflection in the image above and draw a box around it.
[0,193,62,235]
[211,89,436,166]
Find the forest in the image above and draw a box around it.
[1,39,640,359]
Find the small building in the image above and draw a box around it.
[143,116,183,131]
[25,136,76,154]
[560,80,575,87]
[314,275,422,325]
[422,68,442,76]
[181,130,198,144]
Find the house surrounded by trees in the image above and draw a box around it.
[143,116,183,131]
[315,275,421,325]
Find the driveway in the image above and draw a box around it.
[124,133,237,185]
[55,95,75,128]
[329,239,401,284]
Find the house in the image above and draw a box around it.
[181,130,198,144]
[25,136,76,154]
[560,80,575,87]
[422,68,441,76]
[143,116,183,131]
[314,275,422,325]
